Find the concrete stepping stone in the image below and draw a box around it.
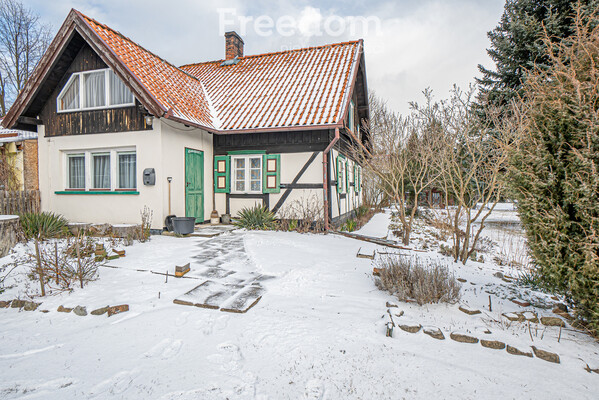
[198,267,236,279]
[174,280,243,309]
[220,284,265,314]
[450,332,479,344]
[531,346,560,363]
[423,326,445,340]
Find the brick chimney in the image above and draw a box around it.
[225,31,244,60]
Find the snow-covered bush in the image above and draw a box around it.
[375,255,461,305]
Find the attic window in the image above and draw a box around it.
[57,68,135,112]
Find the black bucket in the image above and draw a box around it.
[172,217,196,235]
[164,215,176,231]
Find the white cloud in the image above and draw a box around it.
[26,0,505,116]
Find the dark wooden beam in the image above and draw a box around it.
[17,116,43,125]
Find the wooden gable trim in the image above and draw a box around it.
[73,10,166,118]
[2,12,79,129]
[336,39,364,128]
[3,9,166,130]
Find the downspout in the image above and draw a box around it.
[323,127,340,231]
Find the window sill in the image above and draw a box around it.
[55,190,139,195]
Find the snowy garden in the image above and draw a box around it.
[0,205,598,399]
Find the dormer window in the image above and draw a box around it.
[57,68,134,112]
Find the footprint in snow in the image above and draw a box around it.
[175,311,189,327]
[304,379,325,400]
[161,339,182,359]
[89,369,137,397]
[207,342,244,372]
[144,339,182,359]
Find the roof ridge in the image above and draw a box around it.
[180,40,361,68]
[73,9,205,85]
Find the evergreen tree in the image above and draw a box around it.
[477,0,597,108]
[509,7,599,334]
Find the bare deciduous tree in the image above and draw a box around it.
[353,92,441,245]
[417,86,519,264]
[0,0,51,116]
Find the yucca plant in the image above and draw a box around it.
[341,218,357,232]
[19,212,68,240]
[234,205,276,230]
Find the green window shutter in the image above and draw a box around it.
[262,154,281,194]
[345,160,350,192]
[336,156,343,193]
[214,155,230,193]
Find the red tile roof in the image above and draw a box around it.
[180,42,360,131]
[78,11,215,129]
[4,10,362,134]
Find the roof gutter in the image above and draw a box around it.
[323,127,340,231]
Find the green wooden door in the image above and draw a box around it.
[185,148,204,223]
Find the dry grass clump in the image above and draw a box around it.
[375,255,461,305]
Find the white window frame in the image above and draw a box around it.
[63,147,136,191]
[57,68,135,113]
[91,152,111,190]
[231,155,263,194]
[66,153,85,189]
[117,151,137,190]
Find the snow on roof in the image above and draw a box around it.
[78,11,215,130]
[180,41,359,131]
[0,125,37,143]
[77,11,361,133]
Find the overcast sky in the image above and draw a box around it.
[26,0,506,116]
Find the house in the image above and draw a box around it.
[1,9,370,230]
[0,118,39,191]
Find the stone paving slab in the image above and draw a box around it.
[173,232,270,313]
[174,280,244,309]
[220,284,265,314]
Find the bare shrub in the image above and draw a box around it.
[375,255,461,305]
[26,234,101,293]
[65,234,99,289]
[277,194,325,233]
[139,206,153,242]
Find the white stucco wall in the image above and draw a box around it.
[37,118,212,229]
[329,148,362,220]
[214,151,325,218]
[159,119,213,224]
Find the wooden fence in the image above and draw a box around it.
[0,190,41,215]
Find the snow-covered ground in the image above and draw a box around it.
[0,207,598,399]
